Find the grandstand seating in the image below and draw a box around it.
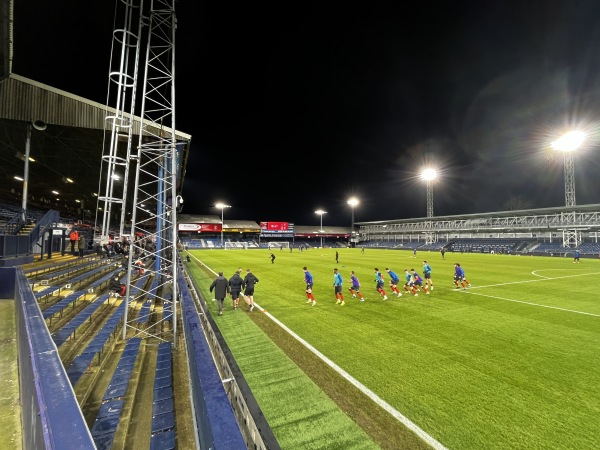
[91,337,142,450]
[52,293,111,346]
[150,342,175,449]
[66,301,127,385]
[43,289,88,324]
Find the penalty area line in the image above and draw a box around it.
[254,303,448,450]
[463,291,600,317]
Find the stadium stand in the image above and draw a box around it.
[150,342,175,449]
[42,289,88,324]
[52,293,111,347]
[91,337,142,450]
[66,301,128,385]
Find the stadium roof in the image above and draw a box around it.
[0,74,191,216]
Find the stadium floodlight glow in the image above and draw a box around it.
[421,168,437,218]
[347,197,359,244]
[215,202,231,248]
[551,131,586,207]
[315,209,327,248]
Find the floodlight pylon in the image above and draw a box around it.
[123,0,179,345]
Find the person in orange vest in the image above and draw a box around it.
[69,228,79,255]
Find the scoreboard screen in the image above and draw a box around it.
[260,222,294,236]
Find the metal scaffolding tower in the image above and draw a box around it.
[562,150,576,208]
[123,0,179,344]
[97,0,179,344]
[97,0,144,244]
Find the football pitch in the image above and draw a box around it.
[186,248,600,450]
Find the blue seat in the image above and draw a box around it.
[150,429,175,450]
[153,386,173,401]
[152,397,174,415]
[103,383,128,401]
[91,414,120,436]
[93,432,117,450]
[154,375,171,390]
[96,399,124,418]
[151,411,175,434]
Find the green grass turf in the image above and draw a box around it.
[186,247,600,450]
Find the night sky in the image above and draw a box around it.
[13,1,600,226]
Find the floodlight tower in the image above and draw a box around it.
[421,168,437,218]
[315,209,327,248]
[347,197,359,246]
[421,168,437,245]
[551,130,586,207]
[216,203,231,248]
[551,130,586,247]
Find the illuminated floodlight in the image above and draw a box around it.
[315,209,327,247]
[421,168,438,218]
[215,202,231,248]
[347,197,359,243]
[551,130,586,207]
[421,168,437,181]
[551,131,586,152]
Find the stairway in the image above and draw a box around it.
[18,223,36,236]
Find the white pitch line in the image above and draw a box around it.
[191,257,445,447]
[253,303,448,450]
[461,290,600,317]
[465,271,600,289]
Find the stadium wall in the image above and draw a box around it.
[2,267,96,449]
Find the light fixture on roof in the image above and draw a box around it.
[14,176,23,181]
[52,190,59,195]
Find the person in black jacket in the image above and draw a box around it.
[228,268,244,310]
[241,268,259,312]
[270,253,276,264]
[209,271,230,316]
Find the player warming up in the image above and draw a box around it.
[374,268,388,300]
[454,263,471,289]
[411,269,429,295]
[348,270,365,302]
[333,268,345,305]
[422,260,433,290]
[385,267,402,297]
[303,266,316,306]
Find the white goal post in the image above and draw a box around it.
[268,242,290,249]
[224,242,248,250]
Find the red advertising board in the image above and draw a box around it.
[178,223,222,232]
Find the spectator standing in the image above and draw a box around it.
[228,268,244,310]
[374,268,388,300]
[241,268,259,312]
[78,233,86,258]
[348,270,365,301]
[209,271,230,316]
[303,266,316,306]
[333,268,345,305]
[385,268,402,297]
[69,228,79,255]
[422,260,433,290]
